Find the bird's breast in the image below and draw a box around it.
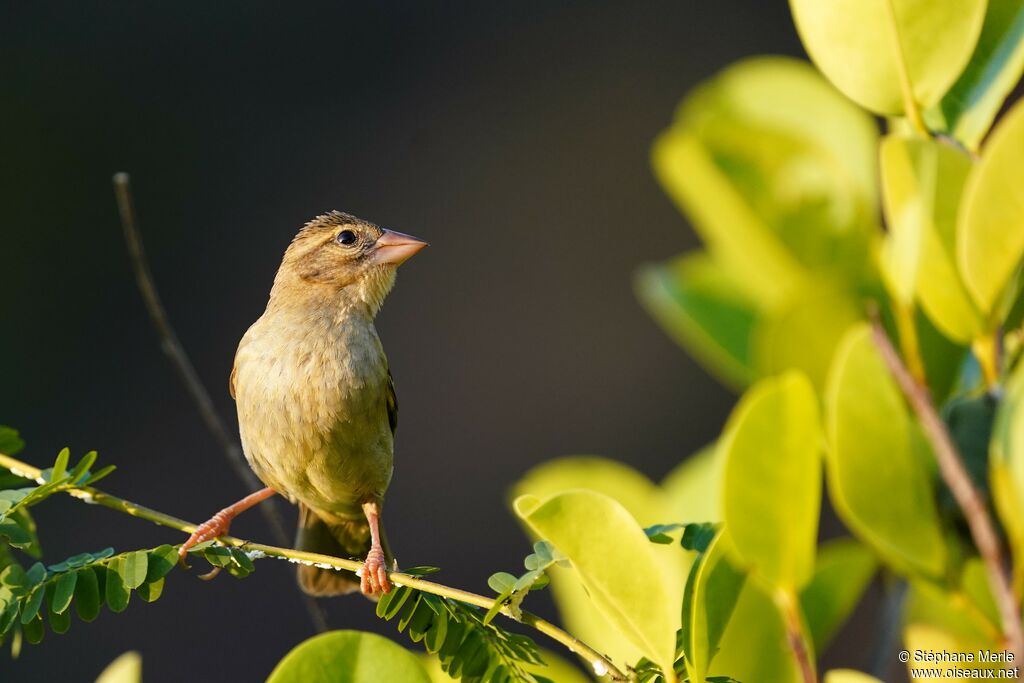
[233,309,394,516]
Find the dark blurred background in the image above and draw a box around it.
[1,2,882,681]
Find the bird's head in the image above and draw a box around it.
[272,211,428,314]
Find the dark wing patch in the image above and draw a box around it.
[386,368,398,435]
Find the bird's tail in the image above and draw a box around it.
[294,503,393,598]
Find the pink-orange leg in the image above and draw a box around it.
[359,500,391,596]
[179,487,277,570]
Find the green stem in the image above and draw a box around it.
[0,452,627,682]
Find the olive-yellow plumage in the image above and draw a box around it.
[181,211,427,596]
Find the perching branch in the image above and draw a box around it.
[0,450,627,682]
[111,173,327,634]
[870,318,1024,661]
[776,589,817,683]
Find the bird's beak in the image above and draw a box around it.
[371,229,429,266]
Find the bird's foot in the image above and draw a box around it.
[359,546,391,596]
[179,509,234,571]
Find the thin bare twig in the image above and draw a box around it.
[112,173,328,634]
[870,317,1024,661]
[777,589,817,683]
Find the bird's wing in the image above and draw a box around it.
[229,364,238,400]
[386,368,398,435]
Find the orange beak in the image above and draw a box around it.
[370,229,429,266]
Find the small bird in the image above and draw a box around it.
[179,211,427,597]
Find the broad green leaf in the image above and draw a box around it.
[721,371,821,589]
[635,252,758,388]
[511,451,720,667]
[928,0,1024,151]
[824,671,884,683]
[136,578,164,603]
[789,0,986,114]
[959,99,1024,317]
[709,579,802,683]
[0,520,33,549]
[144,545,178,582]
[514,490,680,675]
[22,613,43,644]
[74,568,100,623]
[990,355,1024,585]
[754,283,861,390]
[511,456,671,527]
[799,539,878,652]
[906,579,1001,644]
[879,135,981,341]
[48,598,70,635]
[512,454,696,666]
[95,652,142,683]
[50,571,77,615]
[653,128,802,311]
[653,57,879,308]
[20,586,45,624]
[105,558,130,613]
[8,508,41,559]
[825,324,947,578]
[681,532,746,682]
[120,551,148,590]
[0,427,25,456]
[661,442,722,524]
[268,630,431,683]
[961,558,1000,628]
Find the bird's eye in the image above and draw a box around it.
[337,230,357,246]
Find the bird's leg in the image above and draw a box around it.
[359,500,391,596]
[179,487,278,569]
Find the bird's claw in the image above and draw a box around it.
[360,547,391,596]
[178,510,233,570]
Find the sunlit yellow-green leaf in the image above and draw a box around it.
[653,57,879,310]
[511,456,671,526]
[825,324,947,578]
[959,99,1024,318]
[906,579,1001,645]
[800,538,878,653]
[878,134,981,341]
[95,652,141,683]
[681,532,746,682]
[754,282,861,390]
[961,558,1000,629]
[709,579,802,683]
[514,490,680,675]
[267,630,430,683]
[824,671,883,683]
[653,127,802,310]
[635,252,759,388]
[991,355,1024,590]
[789,0,986,114]
[661,442,721,524]
[721,371,821,590]
[927,0,1024,151]
[511,456,691,667]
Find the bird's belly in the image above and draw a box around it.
[235,329,394,518]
